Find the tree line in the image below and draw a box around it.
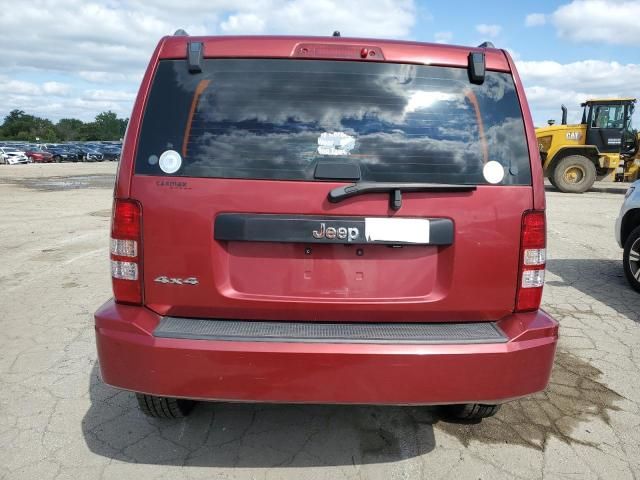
[0,109,128,142]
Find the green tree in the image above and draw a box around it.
[32,117,58,142]
[94,111,127,140]
[78,122,99,141]
[2,110,32,139]
[0,110,58,141]
[0,109,128,141]
[55,118,84,141]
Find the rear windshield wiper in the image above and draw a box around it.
[328,182,477,211]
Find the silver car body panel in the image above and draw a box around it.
[616,180,640,247]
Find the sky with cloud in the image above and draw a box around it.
[0,0,639,126]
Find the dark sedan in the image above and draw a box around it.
[42,145,79,162]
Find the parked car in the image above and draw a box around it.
[42,144,78,162]
[616,181,640,292]
[95,144,121,161]
[84,148,104,162]
[25,147,54,163]
[63,144,86,161]
[94,34,558,420]
[0,147,29,165]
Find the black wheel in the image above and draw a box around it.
[552,155,597,193]
[135,393,195,418]
[623,226,640,293]
[54,155,61,163]
[548,175,557,189]
[443,403,501,420]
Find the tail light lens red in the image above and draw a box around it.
[111,199,142,304]
[516,210,546,312]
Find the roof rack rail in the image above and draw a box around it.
[174,29,189,36]
[477,41,495,48]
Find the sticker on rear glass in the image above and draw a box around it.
[317,132,355,156]
[483,161,505,184]
[158,150,182,174]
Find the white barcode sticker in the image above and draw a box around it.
[365,218,430,243]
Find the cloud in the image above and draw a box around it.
[475,23,502,38]
[0,0,416,122]
[434,31,453,44]
[0,0,416,75]
[0,77,42,96]
[516,59,640,125]
[552,0,640,46]
[77,71,142,84]
[43,82,72,96]
[220,13,266,34]
[0,75,135,122]
[525,13,546,27]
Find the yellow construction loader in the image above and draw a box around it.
[536,98,640,193]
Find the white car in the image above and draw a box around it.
[616,180,640,292]
[0,147,29,165]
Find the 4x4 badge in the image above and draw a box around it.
[154,276,199,285]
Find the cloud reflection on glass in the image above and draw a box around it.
[135,59,531,186]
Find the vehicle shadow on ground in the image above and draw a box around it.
[82,364,438,467]
[546,258,640,323]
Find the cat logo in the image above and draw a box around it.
[565,131,582,141]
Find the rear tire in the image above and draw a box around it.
[623,226,640,293]
[135,393,195,418]
[443,403,501,421]
[552,155,596,193]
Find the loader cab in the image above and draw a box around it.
[583,99,636,154]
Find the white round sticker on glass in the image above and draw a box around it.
[483,161,505,184]
[158,150,182,174]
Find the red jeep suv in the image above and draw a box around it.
[95,33,558,420]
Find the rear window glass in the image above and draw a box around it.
[135,59,531,185]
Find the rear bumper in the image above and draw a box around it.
[94,300,558,405]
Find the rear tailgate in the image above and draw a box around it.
[133,178,529,321]
[129,53,533,323]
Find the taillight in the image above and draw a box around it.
[516,210,546,312]
[111,199,142,304]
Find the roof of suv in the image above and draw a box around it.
[156,35,511,72]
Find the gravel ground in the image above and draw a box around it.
[0,162,638,480]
